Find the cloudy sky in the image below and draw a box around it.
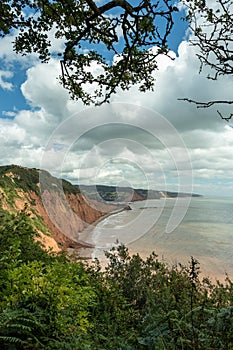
[0,3,233,197]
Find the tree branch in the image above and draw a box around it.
[178,97,233,121]
[217,110,233,122]
[178,98,233,109]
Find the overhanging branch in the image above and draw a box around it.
[178,98,233,109]
[178,97,233,121]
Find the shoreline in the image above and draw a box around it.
[71,205,130,257]
[73,200,232,284]
[80,205,130,242]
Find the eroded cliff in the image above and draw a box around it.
[0,165,117,252]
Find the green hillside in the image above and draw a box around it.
[0,165,232,350]
[77,184,202,202]
[0,165,80,196]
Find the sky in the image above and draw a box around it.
[0,2,233,198]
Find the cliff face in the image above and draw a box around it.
[37,190,116,249]
[0,165,202,253]
[0,165,117,252]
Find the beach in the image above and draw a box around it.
[76,205,130,258]
[76,197,233,283]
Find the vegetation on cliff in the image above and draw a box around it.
[78,184,202,203]
[0,165,80,197]
[0,165,117,252]
[1,210,233,350]
[0,164,202,255]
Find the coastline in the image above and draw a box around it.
[74,198,232,283]
[72,205,130,258]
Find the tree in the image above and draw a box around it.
[1,1,231,116]
[180,0,233,121]
[0,0,179,105]
[0,208,52,265]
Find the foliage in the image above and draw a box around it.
[87,245,233,349]
[0,208,52,266]
[0,308,44,350]
[61,179,80,195]
[1,211,233,349]
[0,165,40,195]
[0,0,179,105]
[1,1,232,117]
[0,210,95,348]
[0,165,81,198]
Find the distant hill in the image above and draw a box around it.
[76,184,202,203]
[0,165,202,254]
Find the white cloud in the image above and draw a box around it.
[21,59,70,118]
[0,119,26,145]
[2,110,17,117]
[0,34,19,62]
[0,30,40,69]
[0,70,13,90]
[0,28,233,196]
[47,26,66,55]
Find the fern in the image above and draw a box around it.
[0,308,44,349]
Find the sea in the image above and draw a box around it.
[80,197,233,281]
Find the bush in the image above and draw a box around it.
[1,215,233,350]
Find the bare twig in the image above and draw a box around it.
[178,98,233,109]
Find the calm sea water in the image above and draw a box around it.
[83,197,233,280]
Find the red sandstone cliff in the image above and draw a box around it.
[0,165,119,253]
[37,190,117,250]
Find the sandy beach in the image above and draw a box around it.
[74,198,233,284]
[72,205,130,259]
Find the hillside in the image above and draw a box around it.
[0,165,202,254]
[77,184,202,202]
[0,165,118,253]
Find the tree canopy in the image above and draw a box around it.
[0,0,232,116]
[0,0,179,105]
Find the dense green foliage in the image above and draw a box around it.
[0,0,178,105]
[0,165,80,197]
[1,209,233,349]
[0,165,40,195]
